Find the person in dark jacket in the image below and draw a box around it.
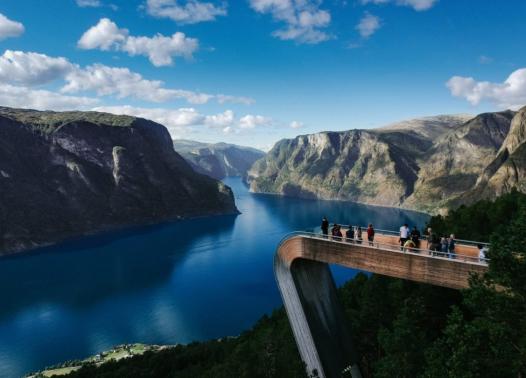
[346,225,354,243]
[411,226,421,249]
[367,224,375,246]
[321,217,329,236]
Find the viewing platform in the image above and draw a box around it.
[274,228,489,378]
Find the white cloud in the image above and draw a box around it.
[122,32,198,66]
[249,0,331,44]
[0,50,253,105]
[76,0,102,7]
[146,0,227,24]
[77,18,127,50]
[0,13,24,41]
[0,50,74,85]
[446,68,526,110]
[63,63,211,104]
[361,0,437,11]
[94,105,273,138]
[356,12,380,38]
[92,105,238,137]
[78,18,198,66]
[239,114,271,129]
[0,83,98,111]
[290,120,303,129]
[204,109,234,127]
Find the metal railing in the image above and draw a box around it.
[279,229,489,265]
[310,225,490,247]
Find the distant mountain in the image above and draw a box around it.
[173,139,265,180]
[0,107,237,255]
[247,111,526,213]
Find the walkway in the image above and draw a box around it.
[274,229,489,378]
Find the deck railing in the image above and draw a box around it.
[279,229,489,265]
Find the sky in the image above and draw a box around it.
[0,0,525,150]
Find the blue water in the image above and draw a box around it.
[0,177,429,377]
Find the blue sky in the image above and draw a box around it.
[0,0,525,150]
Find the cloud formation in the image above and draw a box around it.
[239,114,272,129]
[0,50,253,105]
[249,0,331,44]
[0,50,74,85]
[0,83,98,111]
[146,0,227,24]
[361,0,437,11]
[290,120,303,128]
[0,13,24,41]
[356,12,381,38]
[78,18,198,66]
[446,68,526,110]
[94,105,271,137]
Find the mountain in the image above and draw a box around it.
[247,111,525,213]
[173,139,265,180]
[0,107,237,255]
[459,106,526,203]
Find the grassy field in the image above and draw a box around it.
[27,344,171,377]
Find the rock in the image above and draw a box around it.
[0,107,237,255]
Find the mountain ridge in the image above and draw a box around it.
[248,111,524,213]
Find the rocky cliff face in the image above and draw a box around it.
[248,112,526,213]
[0,107,237,255]
[460,106,526,202]
[173,140,265,180]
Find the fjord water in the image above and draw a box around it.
[0,178,428,377]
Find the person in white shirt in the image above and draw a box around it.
[399,223,409,250]
[477,244,488,263]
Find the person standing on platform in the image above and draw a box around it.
[346,225,354,243]
[411,226,421,250]
[321,216,329,237]
[399,223,409,250]
[367,224,375,246]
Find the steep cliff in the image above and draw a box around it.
[0,107,237,255]
[173,140,265,180]
[248,112,524,213]
[405,111,515,211]
[460,106,526,202]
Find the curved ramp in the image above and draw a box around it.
[274,232,488,378]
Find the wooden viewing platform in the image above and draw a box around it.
[274,230,489,378]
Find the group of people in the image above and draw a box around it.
[320,218,488,263]
[398,224,422,251]
[321,217,376,245]
[423,227,457,258]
